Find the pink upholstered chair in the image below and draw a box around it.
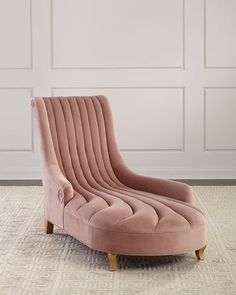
[32,96,206,271]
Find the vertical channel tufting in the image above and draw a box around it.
[85,97,123,186]
[41,96,204,233]
[45,97,168,227]
[77,97,159,225]
[44,97,65,176]
[91,96,123,185]
[49,97,78,188]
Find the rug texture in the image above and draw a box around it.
[0,186,236,295]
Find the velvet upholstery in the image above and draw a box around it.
[33,96,205,256]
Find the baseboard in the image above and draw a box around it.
[0,167,236,180]
[0,179,42,186]
[136,168,236,179]
[175,179,236,186]
[0,179,235,186]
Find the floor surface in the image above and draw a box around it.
[0,186,236,295]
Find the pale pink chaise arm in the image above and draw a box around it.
[98,96,193,204]
[33,98,74,228]
[43,164,74,228]
[113,164,193,204]
[47,164,74,204]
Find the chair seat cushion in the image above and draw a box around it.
[64,188,205,256]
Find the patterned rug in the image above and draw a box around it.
[0,186,236,295]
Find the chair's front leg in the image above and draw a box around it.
[195,245,207,260]
[45,219,54,234]
[108,253,117,271]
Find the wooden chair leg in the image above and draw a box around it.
[195,245,207,260]
[108,253,117,271]
[44,219,54,234]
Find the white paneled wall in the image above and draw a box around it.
[0,0,235,179]
[52,0,184,68]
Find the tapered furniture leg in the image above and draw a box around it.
[45,219,54,234]
[108,253,117,271]
[195,245,206,260]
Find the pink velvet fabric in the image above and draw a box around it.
[33,96,205,256]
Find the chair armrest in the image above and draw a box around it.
[47,164,74,205]
[113,164,193,204]
[42,164,74,228]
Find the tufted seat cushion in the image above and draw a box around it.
[64,189,205,256]
[33,95,205,258]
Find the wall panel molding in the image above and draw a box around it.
[51,0,185,69]
[204,0,236,69]
[0,87,33,152]
[0,0,33,70]
[204,87,236,151]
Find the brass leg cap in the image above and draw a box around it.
[195,245,207,260]
[108,253,117,271]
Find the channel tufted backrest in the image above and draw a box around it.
[40,96,125,194]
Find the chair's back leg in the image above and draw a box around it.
[45,219,54,234]
[108,253,117,271]
[195,245,207,260]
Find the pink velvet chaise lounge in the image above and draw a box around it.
[32,96,206,271]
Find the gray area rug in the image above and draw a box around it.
[0,186,236,295]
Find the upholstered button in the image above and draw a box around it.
[58,189,64,203]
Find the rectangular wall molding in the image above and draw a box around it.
[204,87,236,151]
[204,0,236,69]
[51,0,185,69]
[0,87,33,152]
[0,0,33,69]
